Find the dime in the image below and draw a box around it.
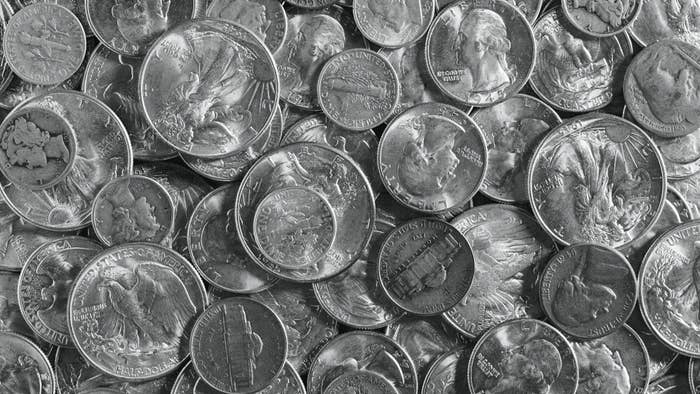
[562,0,641,36]
[86,0,202,56]
[0,91,133,231]
[647,375,691,393]
[378,217,475,315]
[468,318,578,393]
[286,0,339,9]
[691,358,700,394]
[528,113,666,248]
[188,183,277,294]
[530,8,634,113]
[306,331,418,394]
[425,0,535,107]
[472,94,561,203]
[68,243,207,381]
[629,0,700,46]
[206,0,287,53]
[378,102,487,214]
[624,39,700,138]
[18,236,102,347]
[627,307,678,382]
[421,347,471,394]
[0,271,36,339]
[0,331,56,394]
[445,204,557,337]
[83,44,176,161]
[353,0,434,48]
[325,370,399,394]
[250,282,338,374]
[4,3,86,85]
[190,297,287,393]
[140,19,279,159]
[14,0,90,37]
[236,142,375,282]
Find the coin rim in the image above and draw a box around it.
[560,0,643,37]
[352,0,436,48]
[0,330,57,394]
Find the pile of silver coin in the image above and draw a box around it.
[0,0,699,392]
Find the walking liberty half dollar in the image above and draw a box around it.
[528,113,667,249]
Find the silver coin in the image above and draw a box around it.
[0,270,37,340]
[421,347,471,394]
[13,0,90,36]
[286,0,339,9]
[0,64,84,110]
[206,0,287,53]
[281,102,313,135]
[352,0,435,48]
[627,307,678,382]
[670,171,700,219]
[648,374,691,393]
[0,331,56,394]
[325,370,399,394]
[691,358,700,394]
[528,113,667,248]
[0,16,16,101]
[561,0,642,36]
[628,0,700,46]
[425,0,535,107]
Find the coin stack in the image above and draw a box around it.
[0,0,698,392]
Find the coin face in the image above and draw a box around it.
[670,171,700,219]
[190,298,287,393]
[528,113,666,248]
[173,360,305,394]
[0,331,56,394]
[353,0,434,47]
[378,102,487,214]
[4,3,86,85]
[378,218,475,315]
[627,308,678,382]
[326,370,399,394]
[691,358,700,394]
[445,204,557,337]
[68,243,207,381]
[629,0,700,46]
[206,0,287,53]
[426,0,535,107]
[421,347,471,394]
[307,331,418,394]
[286,0,339,9]
[468,318,578,393]
[473,94,561,203]
[0,271,37,339]
[648,374,691,393]
[530,8,633,112]
[562,0,641,36]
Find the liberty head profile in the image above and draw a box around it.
[487,338,563,394]
[207,0,271,41]
[112,0,171,46]
[573,341,631,394]
[367,0,424,33]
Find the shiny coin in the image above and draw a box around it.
[18,236,102,347]
[528,113,666,248]
[378,217,475,315]
[0,271,37,339]
[540,243,638,339]
[91,175,175,246]
[286,0,339,9]
[648,374,691,393]
[468,318,578,393]
[206,0,287,53]
[445,204,557,337]
[13,0,90,38]
[530,8,634,113]
[562,0,641,36]
[627,307,678,382]
[4,3,86,85]
[0,17,13,97]
[190,297,287,393]
[691,358,700,394]
[173,360,305,394]
[140,18,279,158]
[0,69,83,111]
[325,370,399,394]
[670,171,700,219]
[425,0,535,107]
[68,242,207,381]
[352,0,435,48]
[253,186,336,269]
[307,331,418,394]
[188,183,277,294]
[624,39,700,138]
[421,347,471,394]
[472,94,561,203]
[0,331,56,394]
[629,0,700,46]
[378,102,487,214]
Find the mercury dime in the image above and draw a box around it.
[472,94,561,203]
[206,0,287,53]
[421,347,471,394]
[325,370,399,394]
[445,204,557,337]
[425,0,535,107]
[306,331,418,394]
[190,297,287,393]
[352,0,435,48]
[648,375,691,393]
[528,113,666,248]
[378,218,474,315]
[378,102,487,214]
[0,271,36,339]
[629,0,700,46]
[562,0,641,36]
[628,307,678,381]
[0,331,56,394]
[188,183,277,294]
[68,243,207,381]
[468,318,578,393]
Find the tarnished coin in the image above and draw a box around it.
[173,360,305,394]
[528,113,666,248]
[206,0,287,53]
[378,102,487,214]
[190,297,287,393]
[0,91,133,231]
[4,3,86,85]
[562,0,641,36]
[425,0,535,107]
[140,19,279,159]
[307,331,418,394]
[353,0,435,48]
[0,271,36,339]
[530,8,634,113]
[83,44,176,161]
[253,187,336,269]
[18,236,102,347]
[68,242,207,381]
[472,94,561,203]
[540,243,638,339]
[445,204,557,337]
[236,142,375,282]
[188,183,277,294]
[648,375,691,393]
[468,318,579,394]
[250,282,338,374]
[86,0,201,56]
[325,370,399,394]
[421,347,471,394]
[691,358,700,394]
[629,0,700,46]
[0,331,56,394]
[624,39,700,138]
[639,220,700,357]
[0,106,77,190]
[378,217,475,315]
[628,307,678,382]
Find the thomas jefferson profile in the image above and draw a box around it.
[367,0,423,33]
[573,341,631,394]
[112,0,171,46]
[207,0,271,40]
[487,338,562,394]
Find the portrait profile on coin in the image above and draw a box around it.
[0,354,44,393]
[367,0,423,34]
[207,0,271,40]
[573,341,631,394]
[487,338,563,394]
[98,180,162,244]
[397,46,428,106]
[112,0,171,46]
